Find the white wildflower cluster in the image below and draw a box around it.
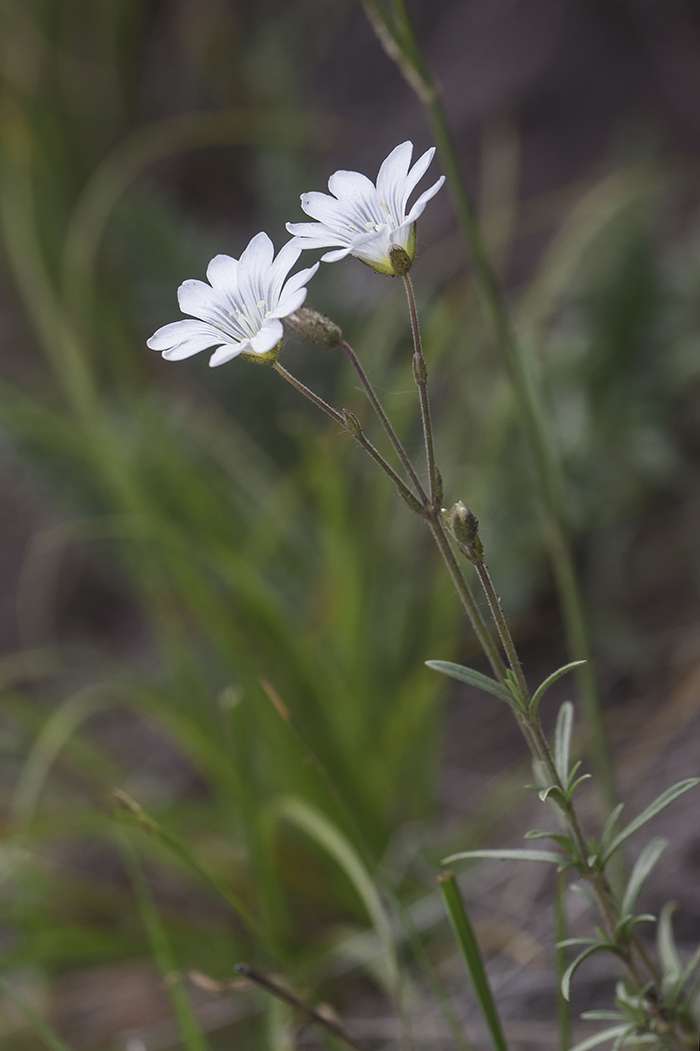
[147,142,444,367]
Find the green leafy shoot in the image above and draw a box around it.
[439,872,509,1051]
[619,838,667,919]
[530,661,586,718]
[0,976,75,1051]
[424,661,515,705]
[601,780,700,865]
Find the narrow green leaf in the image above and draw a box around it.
[439,872,509,1051]
[10,687,107,832]
[657,902,681,980]
[679,940,700,988]
[561,944,614,1001]
[524,830,572,851]
[580,1012,625,1021]
[530,661,586,717]
[602,780,700,864]
[554,701,574,784]
[121,841,211,1051]
[112,790,266,946]
[599,804,625,854]
[568,774,592,797]
[568,1025,628,1051]
[0,976,74,1051]
[276,796,399,998]
[424,661,513,704]
[620,838,667,917]
[442,848,564,866]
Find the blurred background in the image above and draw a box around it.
[2,0,700,1048]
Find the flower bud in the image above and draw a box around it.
[340,407,361,437]
[449,501,484,563]
[412,353,428,384]
[342,409,363,438]
[284,308,342,349]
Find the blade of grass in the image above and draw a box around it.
[120,837,211,1051]
[0,975,74,1051]
[438,871,508,1051]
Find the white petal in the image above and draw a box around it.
[209,343,247,367]
[376,141,414,219]
[328,169,377,202]
[278,261,319,300]
[239,231,274,274]
[177,279,222,324]
[148,319,227,358]
[248,318,283,354]
[321,246,353,263]
[206,254,239,289]
[267,240,302,304]
[401,147,437,212]
[299,191,351,227]
[237,232,275,318]
[403,175,445,225]
[286,223,350,250]
[270,286,308,318]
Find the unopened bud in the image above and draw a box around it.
[412,353,428,384]
[342,409,362,438]
[449,501,484,562]
[389,244,413,276]
[284,308,342,349]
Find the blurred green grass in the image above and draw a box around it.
[1,1,700,1048]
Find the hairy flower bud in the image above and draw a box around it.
[449,501,484,563]
[284,308,342,349]
[342,409,363,438]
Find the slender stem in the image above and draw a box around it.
[429,516,507,682]
[235,964,371,1051]
[472,559,529,705]
[274,362,423,512]
[274,362,345,425]
[402,275,441,507]
[340,338,428,501]
[370,0,616,813]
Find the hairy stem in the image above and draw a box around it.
[274,362,423,511]
[340,339,428,500]
[402,275,441,507]
[366,0,616,813]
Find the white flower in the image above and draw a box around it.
[286,141,445,276]
[147,232,319,367]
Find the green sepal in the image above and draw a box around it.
[239,339,284,366]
